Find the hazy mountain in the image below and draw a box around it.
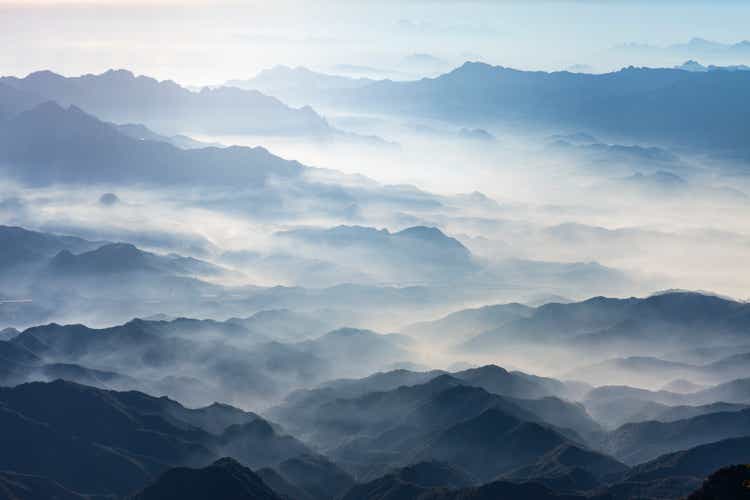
[0,225,104,273]
[675,60,750,72]
[0,102,304,187]
[1,69,331,136]
[227,65,375,107]
[270,365,589,446]
[600,408,750,465]
[114,122,222,149]
[45,242,224,279]
[462,292,750,356]
[276,225,476,283]
[132,458,283,500]
[322,62,750,155]
[402,302,533,345]
[8,316,415,407]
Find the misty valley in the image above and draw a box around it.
[3,3,750,499]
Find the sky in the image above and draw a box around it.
[2,1,750,85]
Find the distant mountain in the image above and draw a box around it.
[1,69,331,136]
[227,65,375,107]
[276,225,476,283]
[600,408,750,465]
[45,242,224,279]
[462,291,750,356]
[0,102,304,186]
[114,122,222,149]
[0,225,104,272]
[321,62,750,155]
[401,302,533,346]
[675,60,750,72]
[132,458,283,500]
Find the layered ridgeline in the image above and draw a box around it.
[2,370,750,499]
[233,63,750,156]
[0,69,331,136]
[0,221,631,328]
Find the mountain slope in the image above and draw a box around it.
[1,69,331,136]
[131,458,283,500]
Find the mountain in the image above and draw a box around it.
[412,407,590,482]
[114,122,221,149]
[227,65,375,107]
[622,437,750,486]
[606,438,750,498]
[504,443,628,492]
[324,62,750,155]
[340,461,473,500]
[600,408,750,465]
[0,102,304,187]
[687,464,750,500]
[273,454,356,500]
[401,302,533,345]
[0,380,314,496]
[46,242,223,278]
[7,316,417,408]
[0,471,108,500]
[269,365,594,451]
[1,69,331,136]
[462,291,750,356]
[0,225,103,273]
[131,458,283,500]
[276,225,476,283]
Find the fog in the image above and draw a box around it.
[3,7,750,496]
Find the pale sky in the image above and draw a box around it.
[2,0,749,85]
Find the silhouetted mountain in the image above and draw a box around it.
[340,461,472,500]
[413,407,584,482]
[0,380,313,496]
[452,364,568,400]
[131,458,283,500]
[602,436,750,498]
[256,467,316,500]
[600,408,750,465]
[687,464,750,500]
[1,69,331,136]
[0,471,109,500]
[274,454,355,500]
[505,443,627,492]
